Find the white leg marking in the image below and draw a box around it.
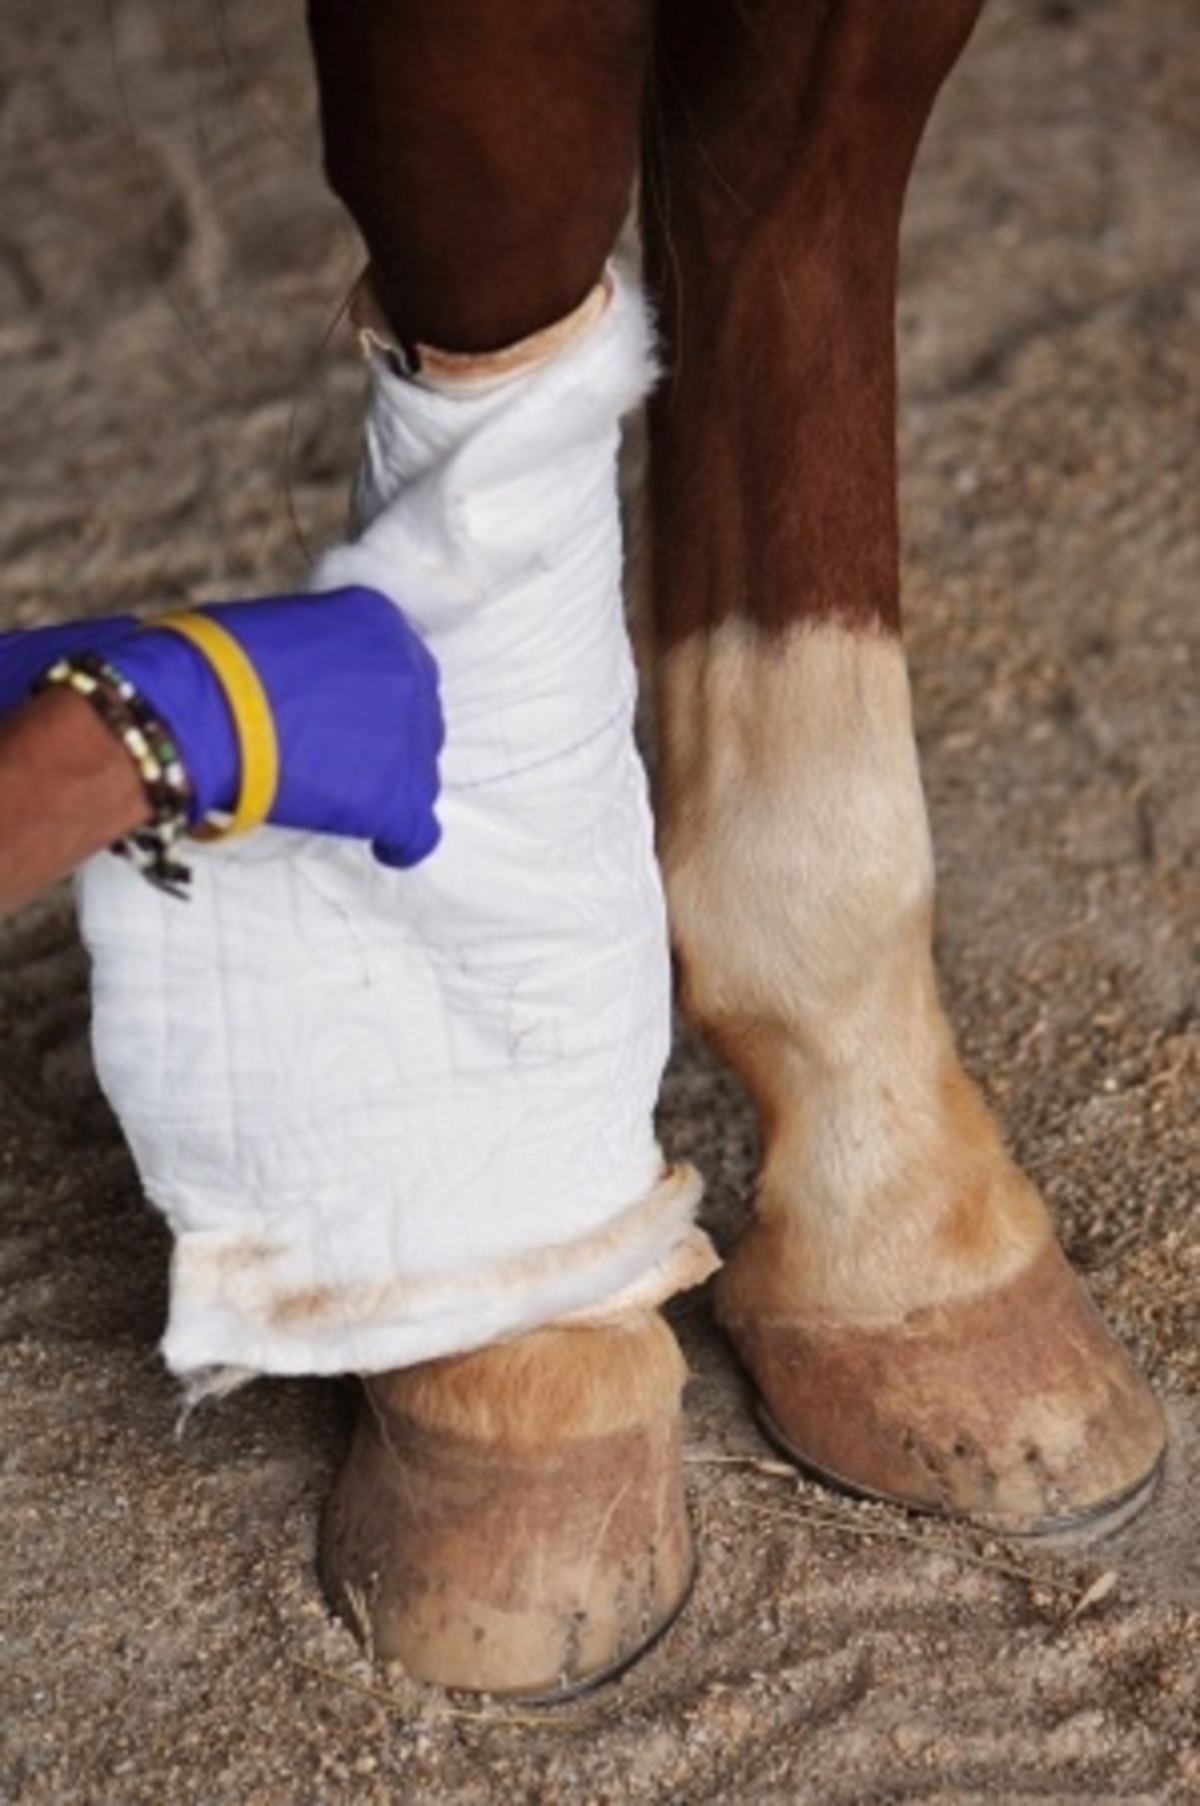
[660,620,1049,1322]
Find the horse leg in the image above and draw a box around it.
[308,0,650,351]
[300,0,710,1697]
[643,0,1164,1531]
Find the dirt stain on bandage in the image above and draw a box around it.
[256,1165,712,1333]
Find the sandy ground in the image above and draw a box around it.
[1,2,1198,1801]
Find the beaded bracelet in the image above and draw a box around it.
[36,653,194,898]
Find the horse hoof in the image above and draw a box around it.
[719,1240,1166,1536]
[319,1314,694,1698]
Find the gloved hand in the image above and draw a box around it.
[0,615,141,712]
[0,587,443,869]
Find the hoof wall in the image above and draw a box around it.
[510,1562,697,1706]
[722,1242,1166,1536]
[755,1400,1163,1543]
[320,1319,694,1698]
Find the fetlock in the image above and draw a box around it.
[320,1312,694,1698]
[705,1007,1164,1532]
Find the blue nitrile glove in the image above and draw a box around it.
[0,616,142,714]
[0,588,443,869]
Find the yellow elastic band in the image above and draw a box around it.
[156,612,280,840]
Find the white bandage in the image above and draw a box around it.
[79,268,713,1384]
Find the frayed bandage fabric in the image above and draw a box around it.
[79,270,713,1382]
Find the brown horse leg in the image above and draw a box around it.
[307,0,652,352]
[305,1,703,1697]
[643,0,1164,1532]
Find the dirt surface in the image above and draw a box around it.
[1,2,1198,1801]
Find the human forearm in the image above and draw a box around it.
[0,688,149,917]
